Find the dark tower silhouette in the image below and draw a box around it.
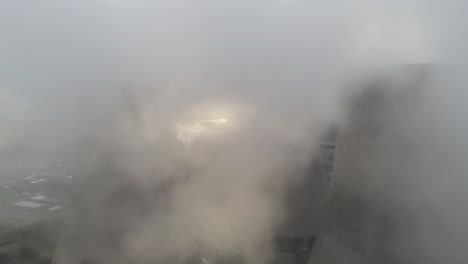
[309,65,428,264]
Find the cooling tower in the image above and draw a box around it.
[309,65,428,264]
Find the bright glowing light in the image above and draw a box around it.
[175,101,247,146]
[176,118,230,144]
[199,118,228,124]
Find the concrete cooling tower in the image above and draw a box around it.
[309,65,428,264]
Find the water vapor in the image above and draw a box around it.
[1,0,467,263]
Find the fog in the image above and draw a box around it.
[1,0,468,263]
